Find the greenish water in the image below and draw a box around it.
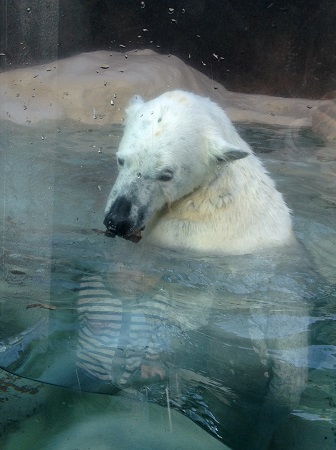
[0,120,335,450]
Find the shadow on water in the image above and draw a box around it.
[0,120,335,449]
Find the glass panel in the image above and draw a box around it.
[1,2,335,450]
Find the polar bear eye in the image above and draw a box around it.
[117,157,125,166]
[157,169,174,182]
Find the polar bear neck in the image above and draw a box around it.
[146,154,294,255]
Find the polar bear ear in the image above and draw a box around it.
[216,148,250,162]
[125,94,145,118]
[208,137,250,163]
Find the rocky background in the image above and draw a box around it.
[0,0,335,99]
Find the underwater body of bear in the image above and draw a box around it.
[104,90,295,255]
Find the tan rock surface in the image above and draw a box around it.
[0,49,325,128]
[312,100,336,140]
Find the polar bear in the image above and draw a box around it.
[104,90,295,254]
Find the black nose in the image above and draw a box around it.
[104,196,133,237]
[104,214,133,237]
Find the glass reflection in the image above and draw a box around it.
[1,208,315,449]
[1,120,335,450]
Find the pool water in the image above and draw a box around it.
[0,119,335,449]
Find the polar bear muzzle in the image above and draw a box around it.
[104,195,145,243]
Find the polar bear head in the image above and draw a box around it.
[104,90,249,243]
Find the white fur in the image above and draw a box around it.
[105,90,295,255]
